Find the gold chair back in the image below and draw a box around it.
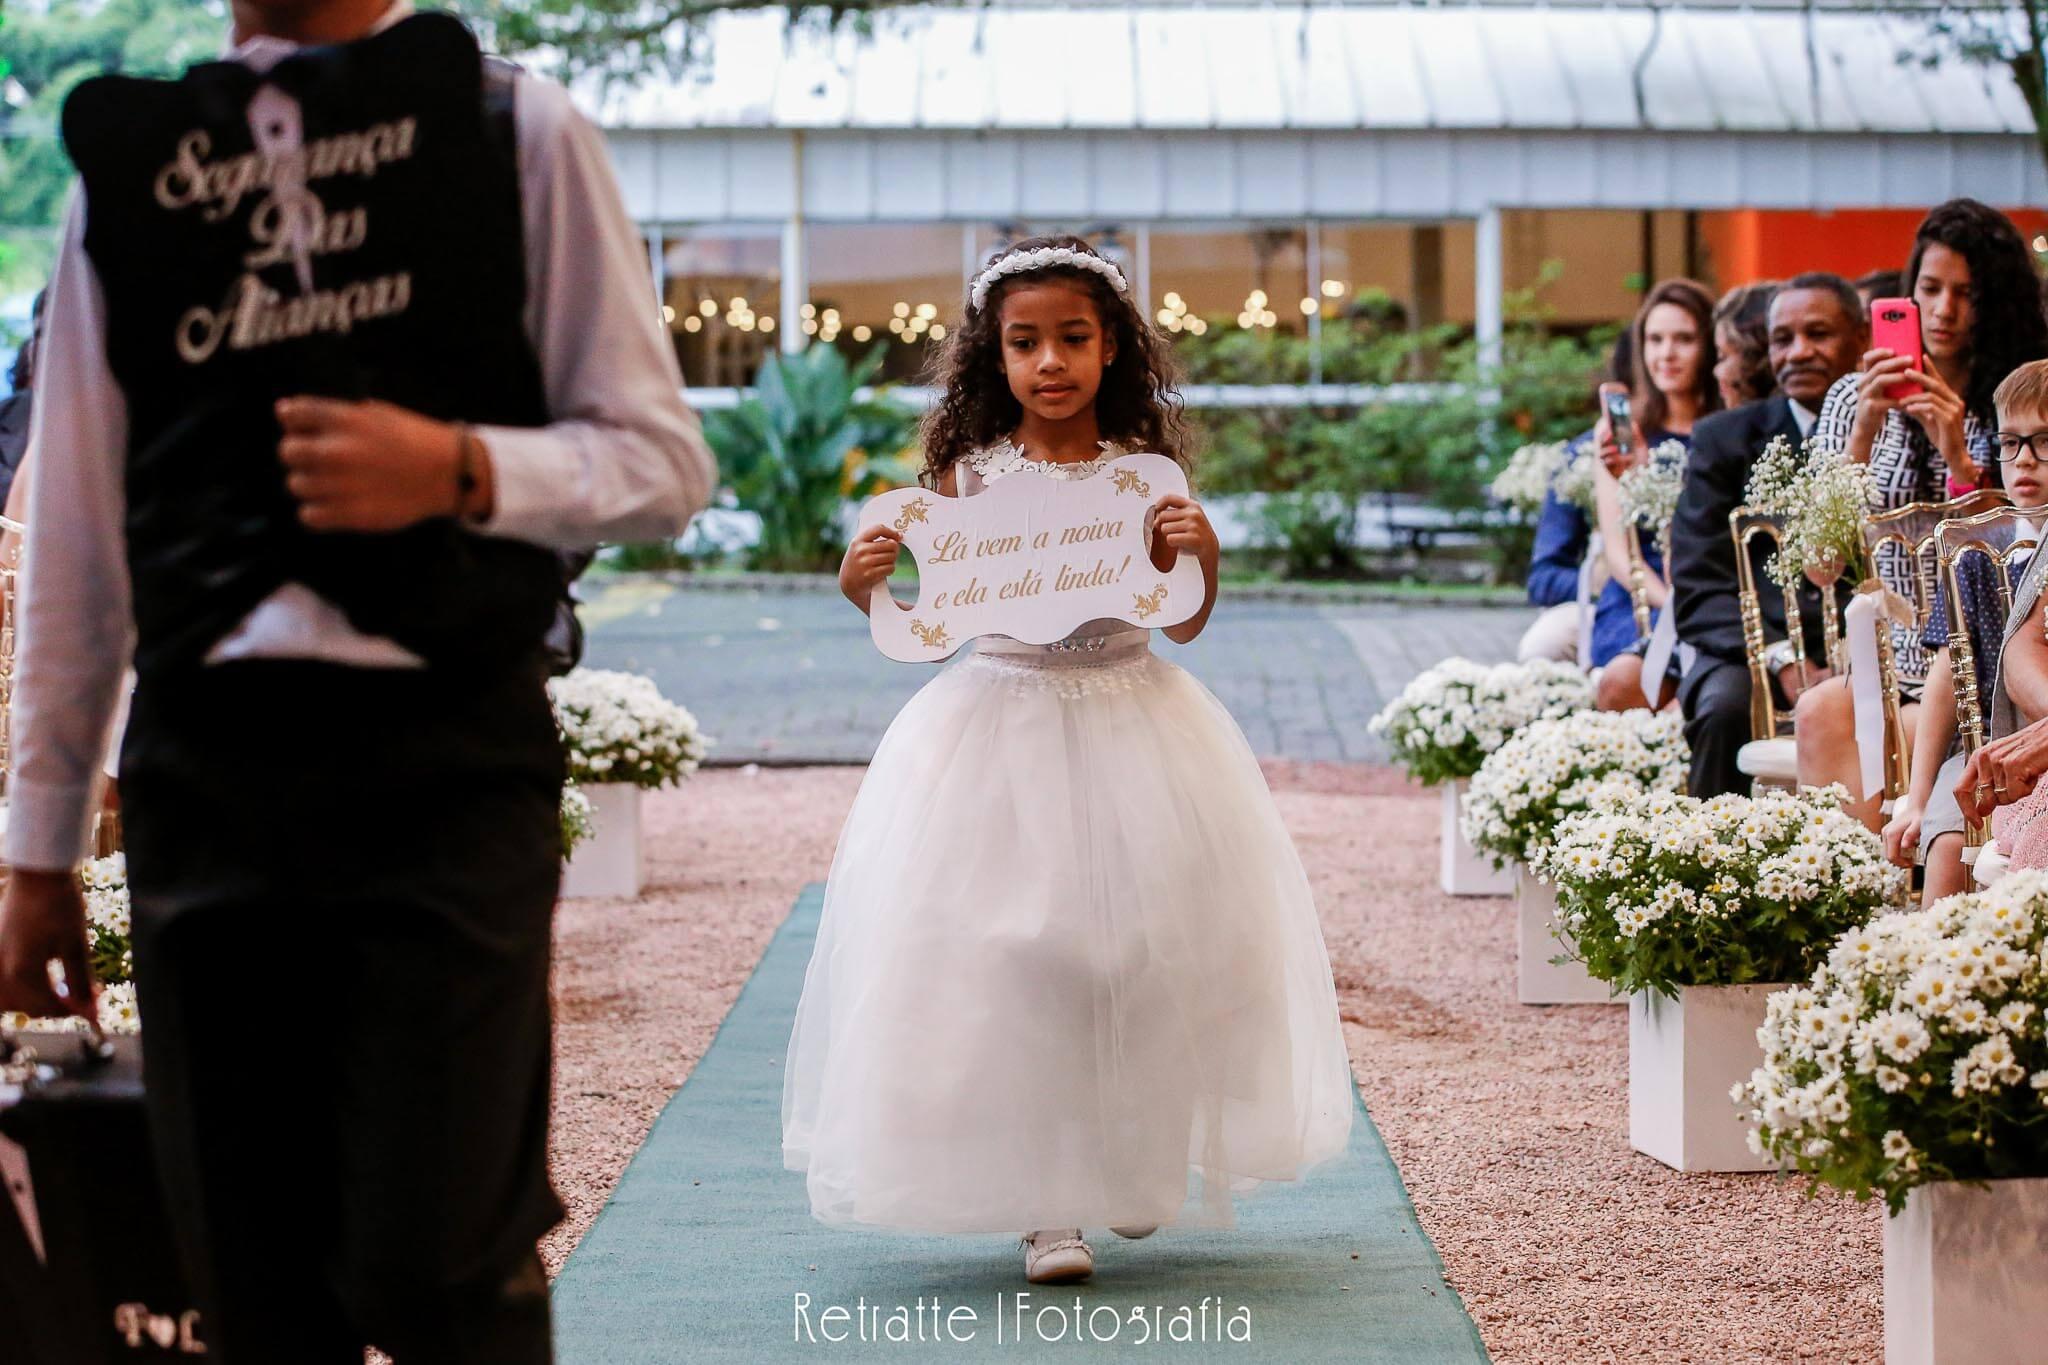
[1862,491,2006,800]
[0,514,22,796]
[1731,508,1808,742]
[1937,505,2042,853]
[1623,532,1653,638]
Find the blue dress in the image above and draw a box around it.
[1526,487,1590,608]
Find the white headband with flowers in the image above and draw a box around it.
[969,246,1130,313]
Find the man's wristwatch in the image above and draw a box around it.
[453,424,483,521]
[1763,639,1802,676]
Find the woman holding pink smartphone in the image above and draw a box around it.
[1793,198,2048,830]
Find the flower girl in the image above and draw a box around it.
[782,237,1354,1284]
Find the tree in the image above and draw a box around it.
[457,0,918,87]
[1910,3,2048,180]
[0,0,225,291]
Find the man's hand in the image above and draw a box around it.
[1957,719,2048,820]
[1778,662,1831,703]
[277,397,487,532]
[0,869,94,1022]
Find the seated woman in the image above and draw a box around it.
[1519,334,1635,666]
[1795,199,2048,831]
[1594,279,1720,712]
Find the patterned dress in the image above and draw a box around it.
[1810,373,1995,687]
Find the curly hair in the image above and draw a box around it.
[1713,280,1778,406]
[1905,199,2048,420]
[918,235,1190,489]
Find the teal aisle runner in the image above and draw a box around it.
[553,887,1490,1363]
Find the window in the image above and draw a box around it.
[805,225,964,382]
[660,228,781,389]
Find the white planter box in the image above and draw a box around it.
[1517,869,1614,1005]
[1628,984,1784,1172]
[561,782,644,899]
[1440,780,1512,897]
[1886,1177,2048,1365]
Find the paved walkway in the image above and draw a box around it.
[551,887,1490,1363]
[581,578,1526,766]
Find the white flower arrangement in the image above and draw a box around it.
[1460,709,1689,869]
[1489,441,1572,517]
[1618,439,1688,546]
[3,854,140,1037]
[561,782,596,861]
[1743,434,1876,588]
[970,246,1129,312]
[1367,657,1592,786]
[1742,869,2048,1212]
[1551,442,1598,516]
[1535,786,1903,997]
[550,668,710,790]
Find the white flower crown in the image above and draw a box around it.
[969,246,1130,313]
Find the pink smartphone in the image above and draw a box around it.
[1869,297,1924,402]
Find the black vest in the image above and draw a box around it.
[62,13,561,680]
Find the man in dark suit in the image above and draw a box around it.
[1672,273,1867,797]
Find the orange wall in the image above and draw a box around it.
[1700,209,2048,290]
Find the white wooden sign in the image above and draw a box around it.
[858,452,1205,663]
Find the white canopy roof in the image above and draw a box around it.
[591,2,2035,137]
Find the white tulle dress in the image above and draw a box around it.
[781,442,1355,1235]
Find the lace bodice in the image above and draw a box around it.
[959,440,1127,490]
[955,440,1149,667]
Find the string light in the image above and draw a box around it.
[661,304,676,323]
[698,299,717,317]
[930,324,946,341]
[915,303,937,320]
[760,315,775,333]
[853,325,873,342]
[801,303,818,319]
[803,319,819,336]
[683,315,703,333]
[889,317,905,334]
[893,301,910,319]
[1300,297,1319,315]
[1320,278,1346,298]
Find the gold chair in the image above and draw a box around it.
[0,515,21,873]
[1936,505,2041,860]
[1623,533,1654,639]
[1731,509,1809,791]
[1861,491,2005,806]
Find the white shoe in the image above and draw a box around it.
[1021,1228,1093,1283]
[1109,1224,1158,1239]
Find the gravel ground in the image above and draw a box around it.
[545,763,1883,1363]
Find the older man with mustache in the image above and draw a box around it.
[1669,273,1869,798]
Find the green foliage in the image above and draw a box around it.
[704,343,916,572]
[453,0,918,86]
[1182,273,1611,582]
[0,0,225,232]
